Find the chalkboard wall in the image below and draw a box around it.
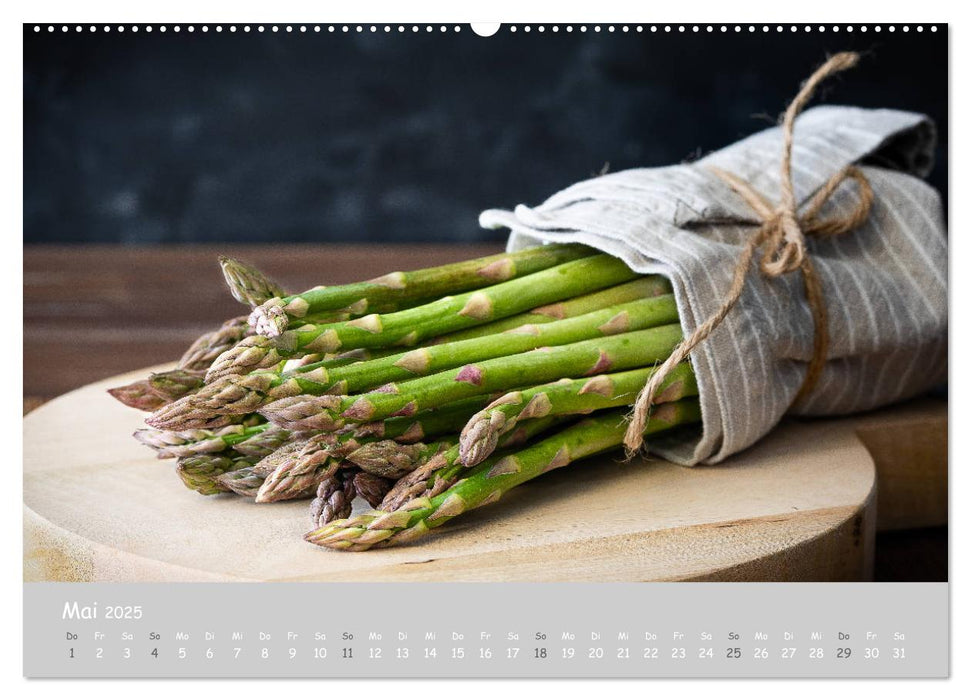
[24,24,947,245]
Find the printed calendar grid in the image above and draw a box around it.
[25,582,948,678]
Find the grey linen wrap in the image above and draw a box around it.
[479,106,947,465]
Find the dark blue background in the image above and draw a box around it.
[24,24,947,245]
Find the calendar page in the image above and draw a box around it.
[22,18,949,680]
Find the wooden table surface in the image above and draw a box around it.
[22,244,947,580]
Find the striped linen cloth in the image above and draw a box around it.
[480,106,947,465]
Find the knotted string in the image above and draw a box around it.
[624,51,875,456]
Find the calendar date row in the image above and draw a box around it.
[65,644,910,662]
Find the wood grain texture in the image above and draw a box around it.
[854,406,948,531]
[23,367,948,584]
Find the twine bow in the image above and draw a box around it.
[624,51,875,456]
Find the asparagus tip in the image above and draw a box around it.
[107,381,168,411]
[219,257,286,308]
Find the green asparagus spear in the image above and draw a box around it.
[253,398,490,503]
[134,421,270,459]
[107,379,170,411]
[321,295,678,394]
[219,257,287,307]
[431,276,672,343]
[148,369,206,402]
[215,466,266,498]
[352,472,393,509]
[309,471,358,527]
[379,416,567,512]
[151,296,678,427]
[260,325,682,432]
[179,316,252,373]
[254,434,343,503]
[251,439,313,478]
[205,255,639,381]
[109,369,205,411]
[176,453,259,495]
[308,470,398,528]
[232,425,295,458]
[347,439,455,479]
[459,363,698,466]
[249,244,594,336]
[307,400,701,550]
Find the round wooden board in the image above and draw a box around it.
[25,366,890,583]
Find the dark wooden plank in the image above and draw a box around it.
[24,244,503,398]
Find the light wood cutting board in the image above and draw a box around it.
[23,367,945,583]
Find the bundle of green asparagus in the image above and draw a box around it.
[110,245,702,551]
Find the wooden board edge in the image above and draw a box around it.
[24,505,252,583]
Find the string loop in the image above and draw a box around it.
[624,52,875,456]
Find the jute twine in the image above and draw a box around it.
[624,51,875,456]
